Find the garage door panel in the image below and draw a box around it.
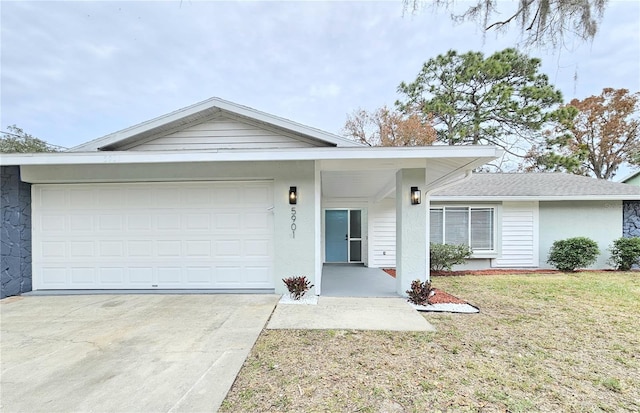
[33,181,274,290]
[129,268,153,284]
[71,267,95,284]
[70,241,94,257]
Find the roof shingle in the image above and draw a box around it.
[431,173,640,198]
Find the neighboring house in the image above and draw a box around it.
[0,97,501,298]
[427,173,640,270]
[622,170,640,186]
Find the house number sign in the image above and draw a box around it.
[290,206,297,238]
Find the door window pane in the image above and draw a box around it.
[349,240,362,262]
[349,210,361,238]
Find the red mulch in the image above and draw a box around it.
[382,268,468,305]
[429,288,467,304]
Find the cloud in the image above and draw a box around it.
[309,83,341,98]
[1,1,638,147]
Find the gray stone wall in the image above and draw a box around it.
[623,201,640,238]
[1,166,32,298]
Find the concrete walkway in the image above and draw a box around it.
[0,294,279,413]
[267,297,436,331]
[321,264,398,297]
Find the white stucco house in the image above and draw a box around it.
[0,97,502,298]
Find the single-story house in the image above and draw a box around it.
[0,97,502,298]
[428,173,640,269]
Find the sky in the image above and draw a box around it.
[1,0,639,171]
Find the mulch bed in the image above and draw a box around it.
[428,288,467,304]
[382,268,469,305]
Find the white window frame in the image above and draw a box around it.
[430,205,498,257]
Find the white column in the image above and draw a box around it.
[395,168,427,295]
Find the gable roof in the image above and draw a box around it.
[621,170,640,183]
[69,97,362,151]
[431,173,640,201]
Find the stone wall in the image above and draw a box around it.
[623,201,640,238]
[1,166,32,298]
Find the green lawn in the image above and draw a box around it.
[221,272,640,412]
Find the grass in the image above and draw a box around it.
[221,271,640,412]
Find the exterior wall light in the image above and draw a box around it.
[289,186,297,204]
[410,186,421,205]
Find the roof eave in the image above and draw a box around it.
[0,145,503,166]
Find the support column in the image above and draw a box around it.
[395,168,427,296]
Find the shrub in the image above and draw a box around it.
[547,237,600,272]
[282,276,314,300]
[406,279,434,306]
[608,237,640,271]
[430,243,473,272]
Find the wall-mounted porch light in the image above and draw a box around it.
[410,186,421,205]
[289,186,297,204]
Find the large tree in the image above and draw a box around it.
[0,125,61,153]
[396,48,563,164]
[404,0,607,48]
[524,88,640,180]
[343,106,437,147]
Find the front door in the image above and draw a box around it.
[325,209,362,263]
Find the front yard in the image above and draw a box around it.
[221,272,640,412]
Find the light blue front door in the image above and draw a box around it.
[325,210,348,262]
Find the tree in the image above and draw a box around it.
[343,106,436,147]
[524,88,640,180]
[396,48,563,166]
[0,125,61,153]
[404,0,607,48]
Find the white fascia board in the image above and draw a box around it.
[69,97,362,151]
[431,195,640,201]
[0,146,502,166]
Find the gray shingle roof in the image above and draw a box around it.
[431,173,640,198]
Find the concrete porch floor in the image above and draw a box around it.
[321,264,398,297]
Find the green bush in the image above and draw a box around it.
[430,243,473,272]
[547,237,600,272]
[608,237,640,271]
[282,276,314,300]
[406,279,433,306]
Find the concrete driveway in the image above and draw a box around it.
[0,294,279,412]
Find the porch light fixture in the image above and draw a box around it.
[289,186,297,204]
[410,186,421,205]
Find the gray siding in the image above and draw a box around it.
[127,114,325,151]
[1,166,32,298]
[539,200,621,269]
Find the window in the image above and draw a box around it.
[430,207,495,252]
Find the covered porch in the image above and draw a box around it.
[320,264,397,297]
[315,146,500,296]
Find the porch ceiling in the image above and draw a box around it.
[320,157,490,200]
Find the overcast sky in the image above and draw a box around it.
[2,1,639,158]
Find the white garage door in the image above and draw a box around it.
[32,181,274,290]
